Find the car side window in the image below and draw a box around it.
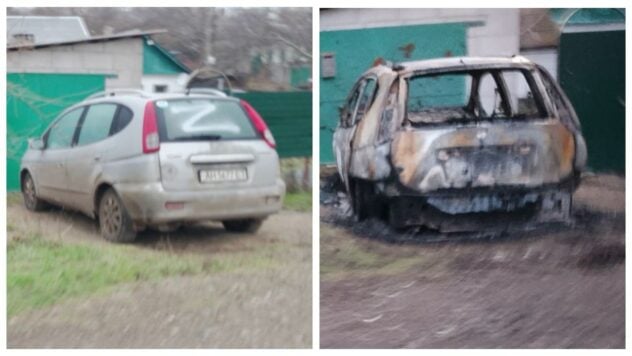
[341,80,364,127]
[538,68,576,126]
[77,103,117,146]
[110,105,133,135]
[354,77,378,124]
[46,108,84,149]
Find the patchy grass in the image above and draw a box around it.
[7,192,22,206]
[7,234,283,317]
[320,224,434,281]
[283,192,312,212]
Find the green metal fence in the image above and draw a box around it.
[6,74,312,191]
[235,91,312,158]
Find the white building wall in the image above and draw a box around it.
[320,8,520,57]
[7,38,143,89]
[521,48,558,80]
[141,74,185,93]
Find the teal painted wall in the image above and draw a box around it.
[7,73,106,191]
[143,40,188,75]
[319,23,467,163]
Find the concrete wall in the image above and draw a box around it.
[7,37,143,89]
[321,8,520,57]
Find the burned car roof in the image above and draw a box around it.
[363,56,536,77]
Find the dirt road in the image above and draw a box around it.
[320,173,625,348]
[7,203,312,348]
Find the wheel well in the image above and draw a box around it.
[93,183,113,217]
[19,169,31,192]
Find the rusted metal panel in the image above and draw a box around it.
[390,121,576,193]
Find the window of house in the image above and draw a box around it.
[154,84,168,93]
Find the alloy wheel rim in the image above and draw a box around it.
[24,177,36,207]
[101,196,122,237]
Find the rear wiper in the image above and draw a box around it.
[170,134,222,141]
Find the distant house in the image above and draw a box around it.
[141,37,191,93]
[247,45,311,91]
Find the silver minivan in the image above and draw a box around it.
[21,89,285,242]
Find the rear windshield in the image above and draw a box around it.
[154,99,257,141]
[406,69,545,125]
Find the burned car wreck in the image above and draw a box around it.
[333,56,587,232]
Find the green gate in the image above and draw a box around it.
[235,92,312,158]
[7,73,106,191]
[559,30,625,172]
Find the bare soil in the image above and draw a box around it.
[7,203,312,348]
[320,173,625,348]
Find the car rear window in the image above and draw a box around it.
[406,69,545,125]
[154,99,257,141]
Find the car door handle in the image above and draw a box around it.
[57,162,64,168]
[94,155,101,162]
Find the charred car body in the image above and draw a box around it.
[333,56,587,232]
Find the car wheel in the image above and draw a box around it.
[351,178,388,222]
[22,172,47,211]
[222,218,263,233]
[98,188,136,243]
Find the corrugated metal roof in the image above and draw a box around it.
[7,29,166,50]
[8,16,90,45]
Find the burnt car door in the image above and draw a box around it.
[537,66,587,172]
[333,77,366,188]
[334,75,380,188]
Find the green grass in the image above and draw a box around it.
[7,235,282,317]
[283,192,312,212]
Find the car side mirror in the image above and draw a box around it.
[338,105,345,115]
[29,138,44,150]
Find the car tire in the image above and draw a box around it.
[22,172,47,211]
[222,218,263,233]
[98,188,136,243]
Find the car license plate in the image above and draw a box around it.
[199,168,248,183]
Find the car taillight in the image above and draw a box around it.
[142,101,160,154]
[241,100,276,148]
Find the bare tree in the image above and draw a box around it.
[8,7,312,75]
